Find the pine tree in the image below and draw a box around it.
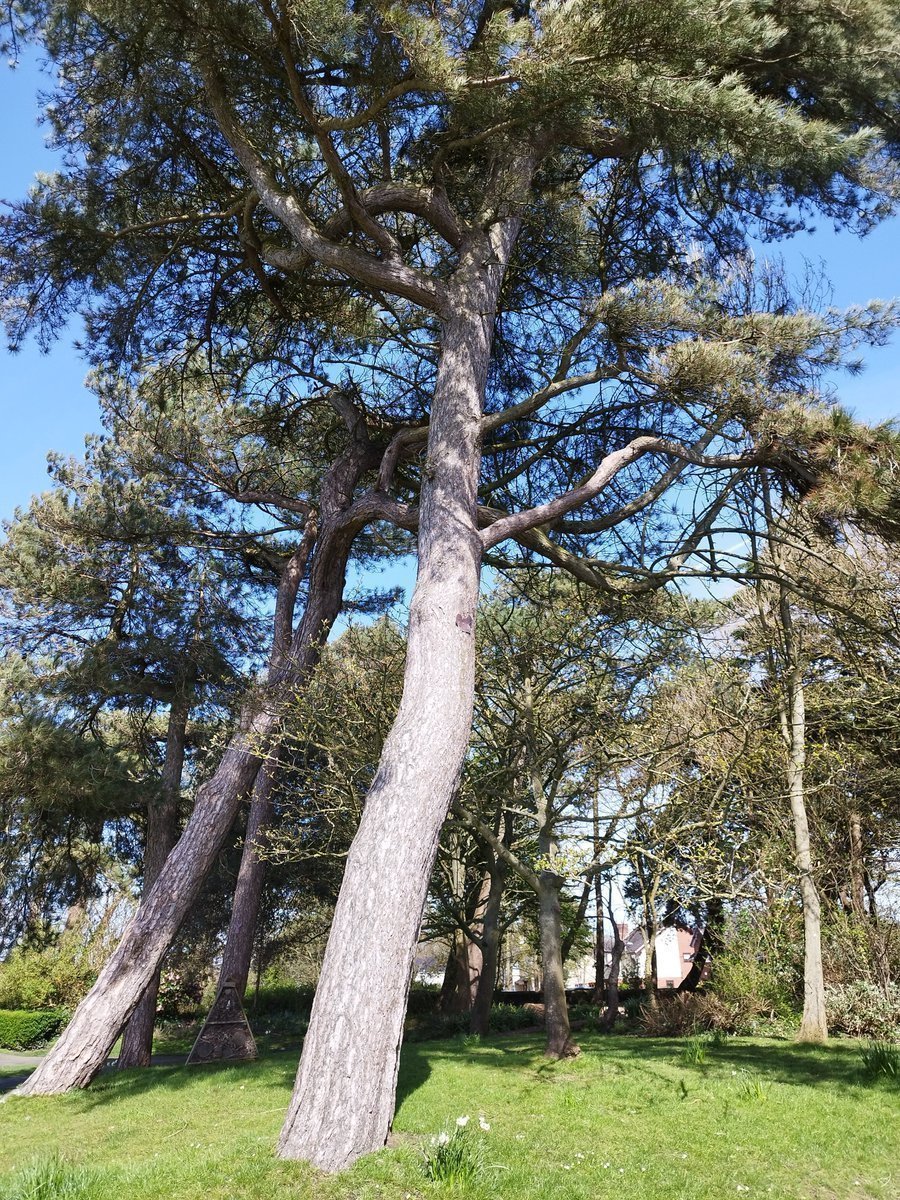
[3,0,899,1168]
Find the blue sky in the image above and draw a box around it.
[1,54,898,529]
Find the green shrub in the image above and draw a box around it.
[710,908,802,1021]
[826,982,900,1041]
[0,942,94,1011]
[246,983,315,1016]
[406,984,440,1017]
[0,1009,65,1050]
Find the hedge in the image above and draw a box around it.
[0,1009,65,1051]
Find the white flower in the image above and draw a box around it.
[456,1115,470,1127]
[478,1117,490,1132]
[437,1131,450,1146]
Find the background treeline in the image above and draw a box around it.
[2,397,898,1055]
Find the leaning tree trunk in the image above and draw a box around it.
[784,671,828,1042]
[17,428,376,1097]
[16,709,273,1095]
[277,279,506,1169]
[212,537,311,1004]
[117,693,190,1069]
[538,871,579,1059]
[216,762,277,999]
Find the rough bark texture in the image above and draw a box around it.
[784,672,828,1043]
[539,872,579,1059]
[117,695,189,1069]
[277,272,506,1169]
[17,421,378,1096]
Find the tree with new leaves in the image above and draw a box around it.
[4,0,900,1169]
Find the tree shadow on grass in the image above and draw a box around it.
[402,1032,879,1094]
[5,1040,433,1120]
[10,1050,302,1113]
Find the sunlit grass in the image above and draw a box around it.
[0,1035,897,1199]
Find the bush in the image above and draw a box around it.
[0,1009,65,1050]
[245,983,315,1016]
[155,968,208,1019]
[406,984,440,1017]
[0,943,95,1011]
[639,991,764,1037]
[825,982,900,1041]
[710,908,802,1022]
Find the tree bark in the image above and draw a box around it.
[592,870,605,1004]
[538,871,579,1059]
[213,539,310,1003]
[217,762,276,997]
[601,904,625,1031]
[783,671,828,1042]
[470,852,509,1036]
[439,929,477,1015]
[849,810,866,919]
[276,254,514,1170]
[117,693,190,1069]
[17,419,379,1096]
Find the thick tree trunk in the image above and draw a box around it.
[784,674,828,1042]
[277,276,505,1169]
[539,872,578,1059]
[117,695,189,1069]
[439,929,477,1015]
[470,856,508,1036]
[18,424,377,1096]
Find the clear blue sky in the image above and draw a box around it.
[1,53,898,528]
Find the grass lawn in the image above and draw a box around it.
[0,1034,896,1199]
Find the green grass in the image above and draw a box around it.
[0,1035,897,1199]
